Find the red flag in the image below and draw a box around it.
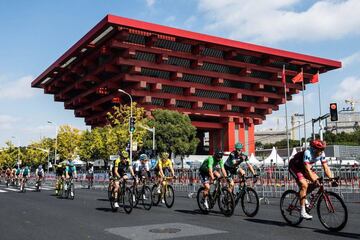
[292,71,303,83]
[282,65,286,85]
[310,72,319,83]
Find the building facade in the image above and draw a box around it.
[31,15,341,154]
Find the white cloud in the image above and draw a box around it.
[341,51,360,68]
[290,92,314,107]
[146,0,156,7]
[197,0,360,44]
[0,115,19,129]
[0,75,37,100]
[332,76,360,101]
[165,16,176,23]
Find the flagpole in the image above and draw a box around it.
[301,68,306,148]
[283,65,290,162]
[317,71,323,140]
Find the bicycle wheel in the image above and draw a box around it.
[196,187,210,214]
[241,187,259,217]
[131,185,140,208]
[317,191,348,232]
[164,185,175,208]
[107,185,112,201]
[151,184,161,206]
[280,190,303,226]
[218,188,235,217]
[122,187,133,214]
[110,189,119,212]
[142,186,153,210]
[69,183,75,200]
[64,182,69,199]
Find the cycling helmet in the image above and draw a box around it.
[121,150,129,158]
[214,150,224,159]
[160,152,169,159]
[139,154,148,161]
[235,142,243,150]
[310,139,326,150]
[38,165,43,170]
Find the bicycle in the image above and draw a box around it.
[131,176,152,210]
[56,178,64,196]
[280,177,348,232]
[151,176,175,208]
[19,177,28,193]
[109,178,133,214]
[107,177,114,201]
[63,177,75,200]
[197,176,235,217]
[232,175,259,217]
[35,178,42,192]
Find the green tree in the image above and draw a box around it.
[144,109,199,160]
[57,125,82,161]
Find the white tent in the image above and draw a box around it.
[248,153,261,166]
[73,159,86,166]
[290,148,297,158]
[93,159,105,167]
[262,147,284,166]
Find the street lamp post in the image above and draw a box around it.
[47,121,58,165]
[139,124,156,154]
[118,89,133,164]
[11,136,20,167]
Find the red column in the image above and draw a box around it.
[238,123,245,151]
[209,130,214,155]
[248,123,255,154]
[209,129,222,154]
[224,121,235,152]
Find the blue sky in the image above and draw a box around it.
[1,0,360,147]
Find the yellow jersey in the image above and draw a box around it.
[157,159,173,169]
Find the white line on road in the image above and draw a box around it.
[4,188,18,192]
[0,189,7,193]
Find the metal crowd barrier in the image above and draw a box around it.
[6,166,357,203]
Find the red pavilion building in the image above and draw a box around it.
[31,15,341,154]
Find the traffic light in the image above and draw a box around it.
[330,103,338,121]
[129,117,135,132]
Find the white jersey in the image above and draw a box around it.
[133,160,150,172]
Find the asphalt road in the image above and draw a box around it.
[0,183,359,240]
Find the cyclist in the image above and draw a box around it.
[64,160,77,197]
[14,166,21,186]
[20,164,30,189]
[86,163,94,189]
[112,150,135,208]
[155,152,175,201]
[289,139,333,220]
[133,153,151,179]
[55,163,66,195]
[5,167,12,186]
[65,160,77,180]
[199,150,228,210]
[225,142,257,193]
[35,165,45,189]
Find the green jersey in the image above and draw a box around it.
[200,156,224,173]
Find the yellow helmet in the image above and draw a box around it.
[160,152,169,159]
[121,150,129,158]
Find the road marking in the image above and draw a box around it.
[25,188,35,191]
[4,188,18,192]
[0,189,7,193]
[105,223,227,240]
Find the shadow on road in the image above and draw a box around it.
[244,218,289,227]
[95,207,114,212]
[314,229,360,239]
[97,198,109,202]
[175,209,226,217]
